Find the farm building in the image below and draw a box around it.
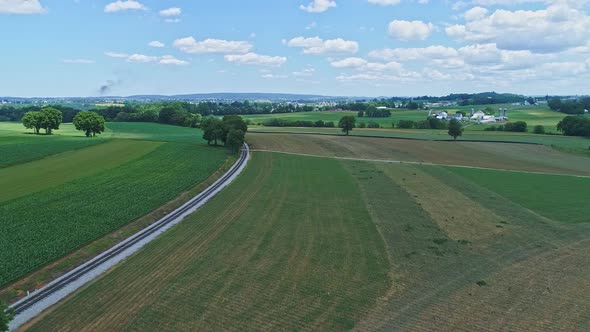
[470,110,485,120]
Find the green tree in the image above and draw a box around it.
[201,116,225,145]
[21,111,46,134]
[40,107,63,135]
[548,98,562,111]
[448,119,464,140]
[557,116,590,137]
[158,104,184,125]
[183,113,202,128]
[338,116,356,135]
[73,111,106,137]
[1,301,14,332]
[226,128,245,153]
[504,121,528,132]
[533,125,546,134]
[357,110,364,117]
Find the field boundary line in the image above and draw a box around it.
[248,130,548,145]
[8,144,251,331]
[250,149,590,179]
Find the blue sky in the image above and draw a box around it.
[1,0,589,97]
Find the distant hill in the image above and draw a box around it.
[125,93,340,102]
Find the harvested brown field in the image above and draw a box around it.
[247,133,590,176]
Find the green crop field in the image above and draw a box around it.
[0,140,161,202]
[0,129,110,168]
[0,122,229,288]
[446,167,590,223]
[28,139,590,331]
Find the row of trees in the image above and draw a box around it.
[21,107,62,134]
[358,107,391,118]
[338,115,464,140]
[0,105,80,123]
[395,118,449,130]
[201,115,248,152]
[483,121,528,133]
[262,118,336,128]
[548,98,590,115]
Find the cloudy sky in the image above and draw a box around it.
[1,0,589,97]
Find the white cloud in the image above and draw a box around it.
[300,0,336,13]
[173,37,252,54]
[224,53,287,67]
[62,59,95,64]
[330,57,368,68]
[159,7,181,16]
[331,57,404,74]
[104,0,146,13]
[286,36,359,54]
[369,45,458,61]
[148,40,165,48]
[262,74,288,79]
[368,0,401,5]
[0,0,45,14]
[127,54,158,63]
[388,20,435,41]
[446,3,590,53]
[306,22,318,30]
[293,68,316,77]
[106,52,189,65]
[164,18,180,23]
[159,55,189,66]
[104,52,130,58]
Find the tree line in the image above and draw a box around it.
[548,97,590,115]
[262,118,336,128]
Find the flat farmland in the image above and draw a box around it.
[244,110,427,127]
[0,122,229,289]
[27,152,391,331]
[247,133,590,176]
[27,143,590,331]
[249,126,590,153]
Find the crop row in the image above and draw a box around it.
[0,142,227,286]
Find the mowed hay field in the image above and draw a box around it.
[247,133,590,176]
[28,145,590,331]
[0,122,229,289]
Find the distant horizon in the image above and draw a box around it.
[2,91,585,100]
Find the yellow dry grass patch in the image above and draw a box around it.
[378,163,503,241]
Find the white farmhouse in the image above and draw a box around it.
[470,110,485,120]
